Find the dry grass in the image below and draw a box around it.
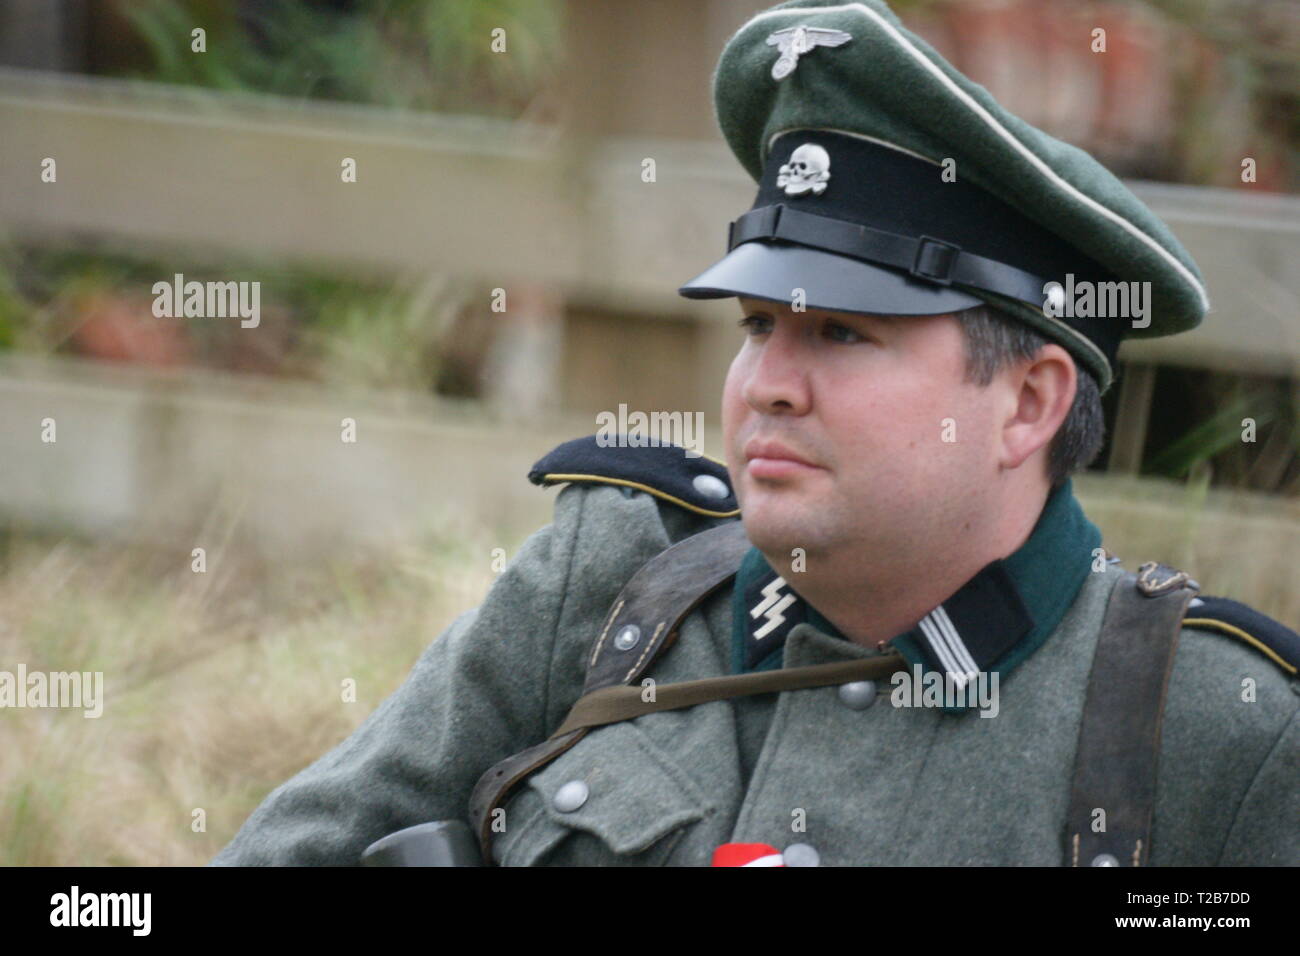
[1075,475,1300,628]
[0,525,500,866]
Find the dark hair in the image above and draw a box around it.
[954,304,1105,487]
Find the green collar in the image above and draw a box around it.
[729,481,1102,697]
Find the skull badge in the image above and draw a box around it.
[776,143,831,197]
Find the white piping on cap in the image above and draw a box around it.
[766,126,941,166]
[725,2,1210,313]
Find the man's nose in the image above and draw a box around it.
[742,320,812,415]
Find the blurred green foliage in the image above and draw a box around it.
[0,267,21,351]
[119,0,563,117]
[0,243,474,394]
[1145,370,1299,494]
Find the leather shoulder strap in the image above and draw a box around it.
[551,655,907,738]
[1065,562,1198,867]
[468,521,751,860]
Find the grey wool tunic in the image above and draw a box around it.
[210,481,1299,866]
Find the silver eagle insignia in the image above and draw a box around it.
[765,25,853,81]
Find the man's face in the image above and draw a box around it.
[721,295,1008,564]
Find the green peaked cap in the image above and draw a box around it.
[693,0,1209,391]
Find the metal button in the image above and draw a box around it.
[613,625,641,651]
[553,780,589,813]
[783,843,820,867]
[1045,282,1065,313]
[692,474,731,500]
[1090,853,1119,867]
[837,680,877,710]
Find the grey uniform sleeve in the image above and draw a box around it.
[1217,703,1300,866]
[208,486,589,866]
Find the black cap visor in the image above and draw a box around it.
[678,239,983,317]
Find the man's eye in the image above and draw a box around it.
[824,320,865,343]
[737,315,773,335]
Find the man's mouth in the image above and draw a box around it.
[743,438,822,479]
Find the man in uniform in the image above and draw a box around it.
[212,0,1298,867]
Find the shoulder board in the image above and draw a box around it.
[528,434,740,518]
[1183,595,1299,677]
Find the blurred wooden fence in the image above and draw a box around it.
[0,66,1297,619]
[2,66,1297,413]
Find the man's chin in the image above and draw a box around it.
[738,501,823,556]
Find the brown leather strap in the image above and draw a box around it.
[468,520,752,860]
[1066,565,1197,866]
[551,654,908,737]
[579,522,752,694]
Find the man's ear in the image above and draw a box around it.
[999,344,1076,472]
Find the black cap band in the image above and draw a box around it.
[728,203,1052,306]
[683,129,1128,374]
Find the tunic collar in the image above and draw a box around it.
[729,480,1102,699]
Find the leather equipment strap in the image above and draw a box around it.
[1065,563,1197,866]
[468,521,751,859]
[551,654,907,737]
